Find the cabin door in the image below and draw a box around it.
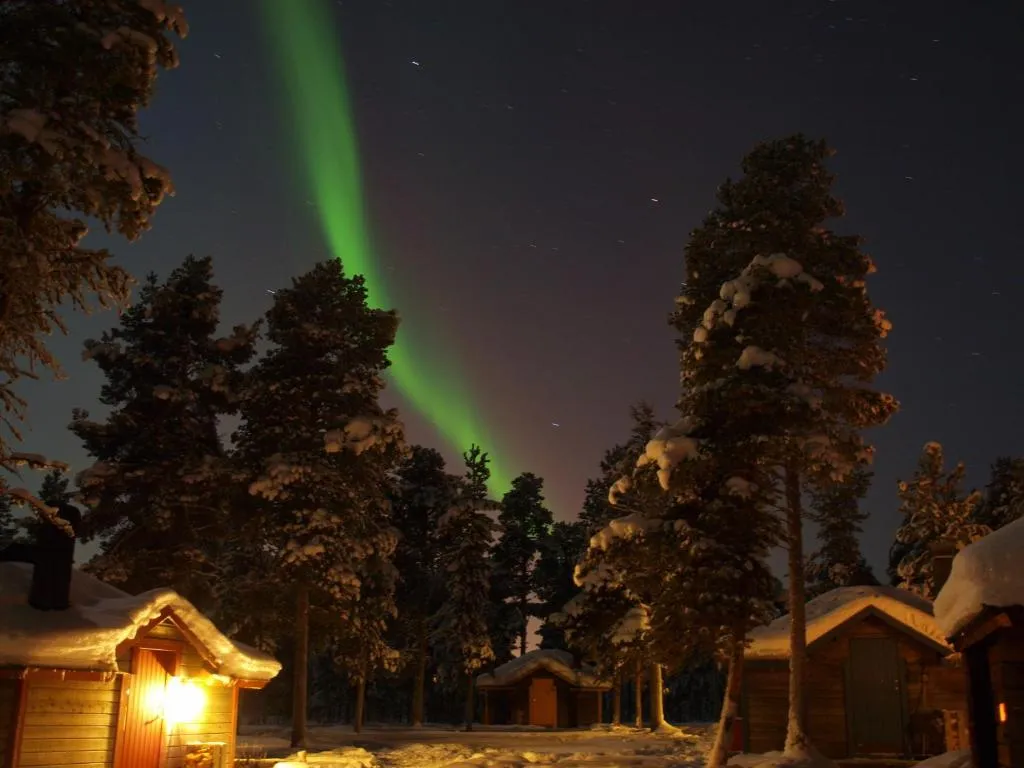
[529,678,557,727]
[847,637,905,755]
[117,648,176,768]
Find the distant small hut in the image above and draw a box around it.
[935,518,1024,768]
[741,585,967,760]
[475,649,611,728]
[0,507,280,768]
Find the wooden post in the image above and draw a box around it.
[597,689,603,725]
[483,690,490,726]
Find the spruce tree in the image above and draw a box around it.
[389,445,456,725]
[231,260,405,748]
[0,479,17,545]
[805,465,878,598]
[580,403,664,535]
[978,456,1024,531]
[38,469,72,506]
[492,472,554,655]
[661,135,897,762]
[893,441,986,599]
[71,255,254,604]
[332,550,401,734]
[533,520,587,650]
[0,0,186,486]
[433,445,497,731]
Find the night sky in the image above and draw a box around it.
[16,0,1024,575]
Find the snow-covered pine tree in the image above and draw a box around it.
[893,441,987,599]
[805,465,878,598]
[533,520,587,650]
[556,552,640,725]
[332,546,401,734]
[0,479,16,544]
[492,472,554,655]
[978,456,1024,531]
[660,135,898,763]
[579,403,664,536]
[231,260,405,748]
[389,445,457,725]
[0,1,186,503]
[70,255,255,605]
[433,445,498,731]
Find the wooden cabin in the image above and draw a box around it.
[934,518,1024,768]
[476,649,611,728]
[741,586,967,760]
[0,560,280,768]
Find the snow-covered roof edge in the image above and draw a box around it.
[935,517,1024,639]
[476,649,610,689]
[0,563,280,682]
[745,586,952,660]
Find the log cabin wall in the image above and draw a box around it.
[988,626,1024,768]
[17,676,121,768]
[574,690,601,727]
[743,614,966,759]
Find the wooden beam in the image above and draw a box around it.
[0,667,118,682]
[235,678,270,690]
[112,673,132,768]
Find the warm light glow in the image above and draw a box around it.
[164,677,206,727]
[999,702,1008,724]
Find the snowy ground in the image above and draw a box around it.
[235,722,714,767]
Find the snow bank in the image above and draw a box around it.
[934,516,1024,638]
[913,751,973,768]
[746,586,950,659]
[476,649,608,689]
[0,562,280,681]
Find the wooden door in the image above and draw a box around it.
[847,637,905,755]
[529,678,557,728]
[116,648,175,768]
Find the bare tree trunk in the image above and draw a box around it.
[633,659,644,729]
[354,673,366,734]
[707,632,745,768]
[290,583,309,748]
[412,624,428,726]
[464,670,475,731]
[519,595,529,655]
[784,465,810,754]
[649,663,667,731]
[612,672,622,726]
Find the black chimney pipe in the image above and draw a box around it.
[0,503,80,611]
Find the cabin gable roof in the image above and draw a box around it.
[745,585,952,660]
[0,562,280,683]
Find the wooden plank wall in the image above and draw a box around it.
[16,677,120,768]
[990,627,1024,768]
[154,619,237,768]
[744,615,968,759]
[0,679,17,767]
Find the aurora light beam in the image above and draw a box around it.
[259,0,511,496]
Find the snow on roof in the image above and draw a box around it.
[476,649,610,689]
[745,586,951,659]
[934,517,1024,639]
[0,563,280,681]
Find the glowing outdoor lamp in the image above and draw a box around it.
[163,676,206,727]
[999,701,1008,724]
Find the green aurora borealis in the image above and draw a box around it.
[259,0,511,496]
